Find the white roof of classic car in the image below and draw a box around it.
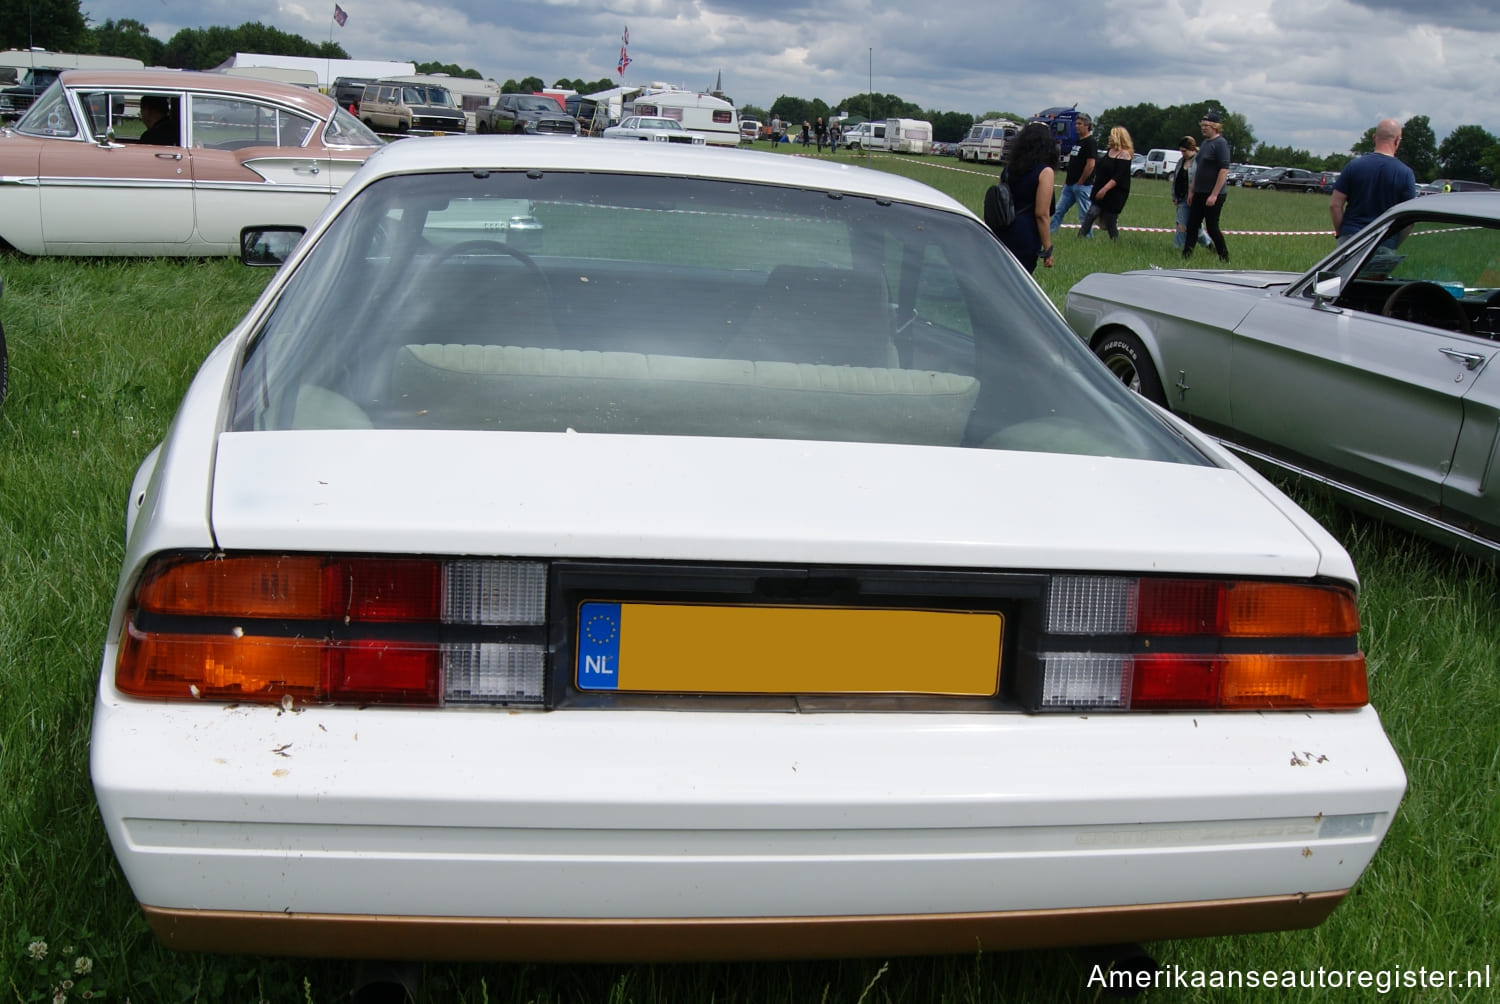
[345,135,976,218]
[55,68,342,118]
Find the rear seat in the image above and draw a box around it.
[386,344,979,445]
[728,266,898,367]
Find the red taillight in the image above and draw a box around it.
[1127,653,1368,710]
[1137,580,1361,637]
[330,642,441,704]
[117,627,443,704]
[1041,576,1368,711]
[135,555,442,621]
[1130,654,1219,708]
[116,553,548,707]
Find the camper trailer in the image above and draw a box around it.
[624,85,739,147]
[885,117,932,154]
[958,118,1020,163]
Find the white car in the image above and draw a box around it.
[92,137,1405,964]
[0,69,382,256]
[602,115,706,145]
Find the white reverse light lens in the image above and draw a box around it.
[1040,653,1131,709]
[1047,575,1138,635]
[445,561,547,625]
[444,643,546,705]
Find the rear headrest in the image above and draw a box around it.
[734,266,896,367]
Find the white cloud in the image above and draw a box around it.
[79,0,1500,155]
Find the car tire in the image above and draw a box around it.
[1094,330,1167,407]
[477,119,489,134]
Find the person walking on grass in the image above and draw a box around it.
[1049,112,1096,236]
[1330,118,1415,241]
[992,121,1058,274]
[1078,126,1134,240]
[1182,110,1231,263]
[1172,136,1213,250]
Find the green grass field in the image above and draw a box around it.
[1,161,1496,1003]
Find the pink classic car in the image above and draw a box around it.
[0,69,383,256]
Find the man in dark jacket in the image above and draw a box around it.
[139,95,180,146]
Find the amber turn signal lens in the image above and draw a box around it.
[1219,654,1368,709]
[1223,582,1361,638]
[136,555,332,619]
[116,626,323,700]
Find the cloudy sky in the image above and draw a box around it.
[81,0,1500,154]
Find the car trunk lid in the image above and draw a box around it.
[209,430,1332,579]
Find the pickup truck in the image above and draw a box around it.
[0,67,62,119]
[475,93,580,135]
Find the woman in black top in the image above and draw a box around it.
[992,122,1058,273]
[1079,126,1134,240]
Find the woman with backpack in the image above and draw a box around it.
[988,121,1058,273]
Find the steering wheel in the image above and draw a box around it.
[1381,280,1472,334]
[419,239,555,344]
[426,238,545,279]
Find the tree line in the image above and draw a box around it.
[8,3,1494,184]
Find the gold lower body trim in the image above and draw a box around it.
[143,891,1347,961]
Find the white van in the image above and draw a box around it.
[958,118,1020,163]
[840,121,886,151]
[886,117,932,154]
[1143,148,1183,179]
[624,86,739,147]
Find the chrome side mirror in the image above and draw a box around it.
[1312,270,1343,311]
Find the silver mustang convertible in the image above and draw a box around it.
[1067,192,1500,557]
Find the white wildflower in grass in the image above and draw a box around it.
[74,957,93,975]
[51,988,66,1004]
[27,939,48,960]
[61,946,74,956]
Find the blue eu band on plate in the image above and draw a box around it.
[575,601,1003,696]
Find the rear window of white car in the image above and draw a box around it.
[231,170,1206,465]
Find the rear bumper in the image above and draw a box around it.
[91,688,1405,959]
[143,892,1347,961]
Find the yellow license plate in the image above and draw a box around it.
[575,602,1002,696]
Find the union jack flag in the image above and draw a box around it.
[332,4,347,26]
[617,47,632,76]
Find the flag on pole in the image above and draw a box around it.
[617,26,631,76]
[622,25,629,45]
[333,4,348,26]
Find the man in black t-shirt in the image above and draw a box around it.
[1049,113,1096,236]
[1182,110,1231,262]
[1330,119,1415,240]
